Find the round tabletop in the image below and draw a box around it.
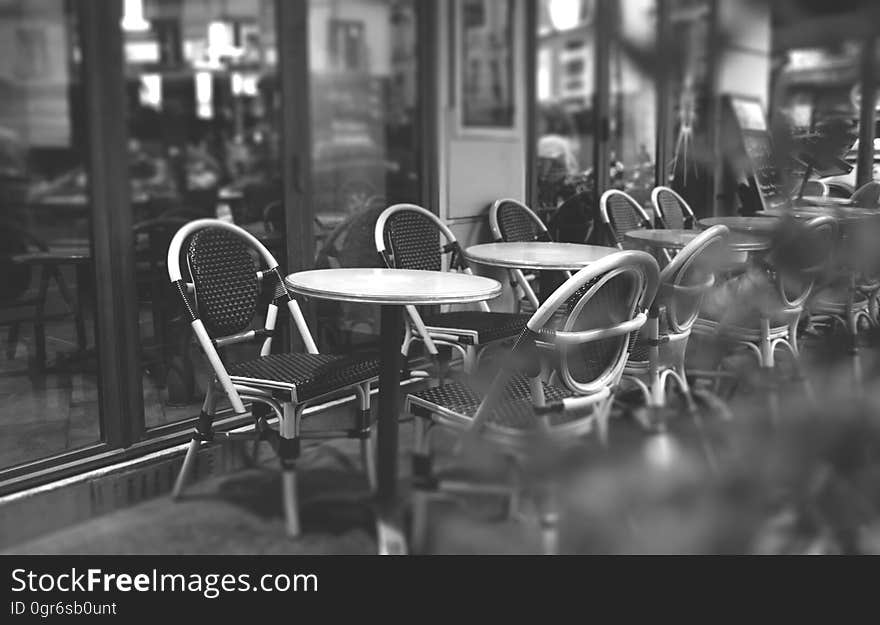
[798,196,853,207]
[465,242,616,271]
[698,216,781,234]
[623,228,770,252]
[758,206,880,223]
[285,268,502,305]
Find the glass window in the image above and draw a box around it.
[309,0,423,353]
[534,0,597,224]
[121,0,282,427]
[608,0,657,209]
[0,0,102,469]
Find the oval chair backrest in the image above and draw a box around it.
[374,204,450,272]
[600,190,652,247]
[800,179,829,198]
[167,219,282,340]
[526,250,659,395]
[658,225,728,335]
[770,215,838,308]
[490,198,550,243]
[851,181,880,208]
[651,186,694,230]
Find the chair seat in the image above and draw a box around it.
[811,286,870,316]
[407,376,600,444]
[692,316,793,341]
[421,311,529,345]
[227,352,380,402]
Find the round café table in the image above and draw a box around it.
[285,267,502,554]
[465,242,617,310]
[757,206,880,224]
[465,241,616,271]
[624,228,771,253]
[698,216,781,234]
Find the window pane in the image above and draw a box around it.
[0,1,102,469]
[310,0,423,353]
[609,0,657,208]
[535,0,596,224]
[122,0,282,427]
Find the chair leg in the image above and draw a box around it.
[537,487,560,555]
[172,385,218,500]
[6,323,19,360]
[280,403,302,537]
[356,384,376,492]
[172,439,201,500]
[410,416,434,554]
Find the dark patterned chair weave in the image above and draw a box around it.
[421,311,530,344]
[496,201,545,242]
[564,272,637,384]
[227,353,380,402]
[410,376,578,430]
[188,228,260,337]
[606,194,649,244]
[383,210,441,271]
[656,189,688,229]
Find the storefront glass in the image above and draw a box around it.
[0,0,102,469]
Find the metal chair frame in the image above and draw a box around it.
[405,251,659,554]
[167,218,378,537]
[623,225,728,424]
[693,216,837,401]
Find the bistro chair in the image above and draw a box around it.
[849,181,880,208]
[375,203,529,373]
[166,219,381,537]
[799,179,829,198]
[651,186,696,230]
[693,215,837,398]
[405,250,659,553]
[600,189,653,248]
[623,225,728,425]
[489,198,568,311]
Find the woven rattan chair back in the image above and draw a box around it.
[528,250,659,395]
[658,225,728,335]
[490,198,550,243]
[376,204,444,272]
[600,190,653,247]
[651,186,695,230]
[187,228,261,338]
[167,218,318,393]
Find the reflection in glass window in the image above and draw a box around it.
[310,0,422,354]
[122,0,282,426]
[0,1,101,469]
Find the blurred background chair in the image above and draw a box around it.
[623,225,728,427]
[376,203,528,374]
[651,186,696,230]
[600,189,653,248]
[850,181,880,208]
[490,198,569,311]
